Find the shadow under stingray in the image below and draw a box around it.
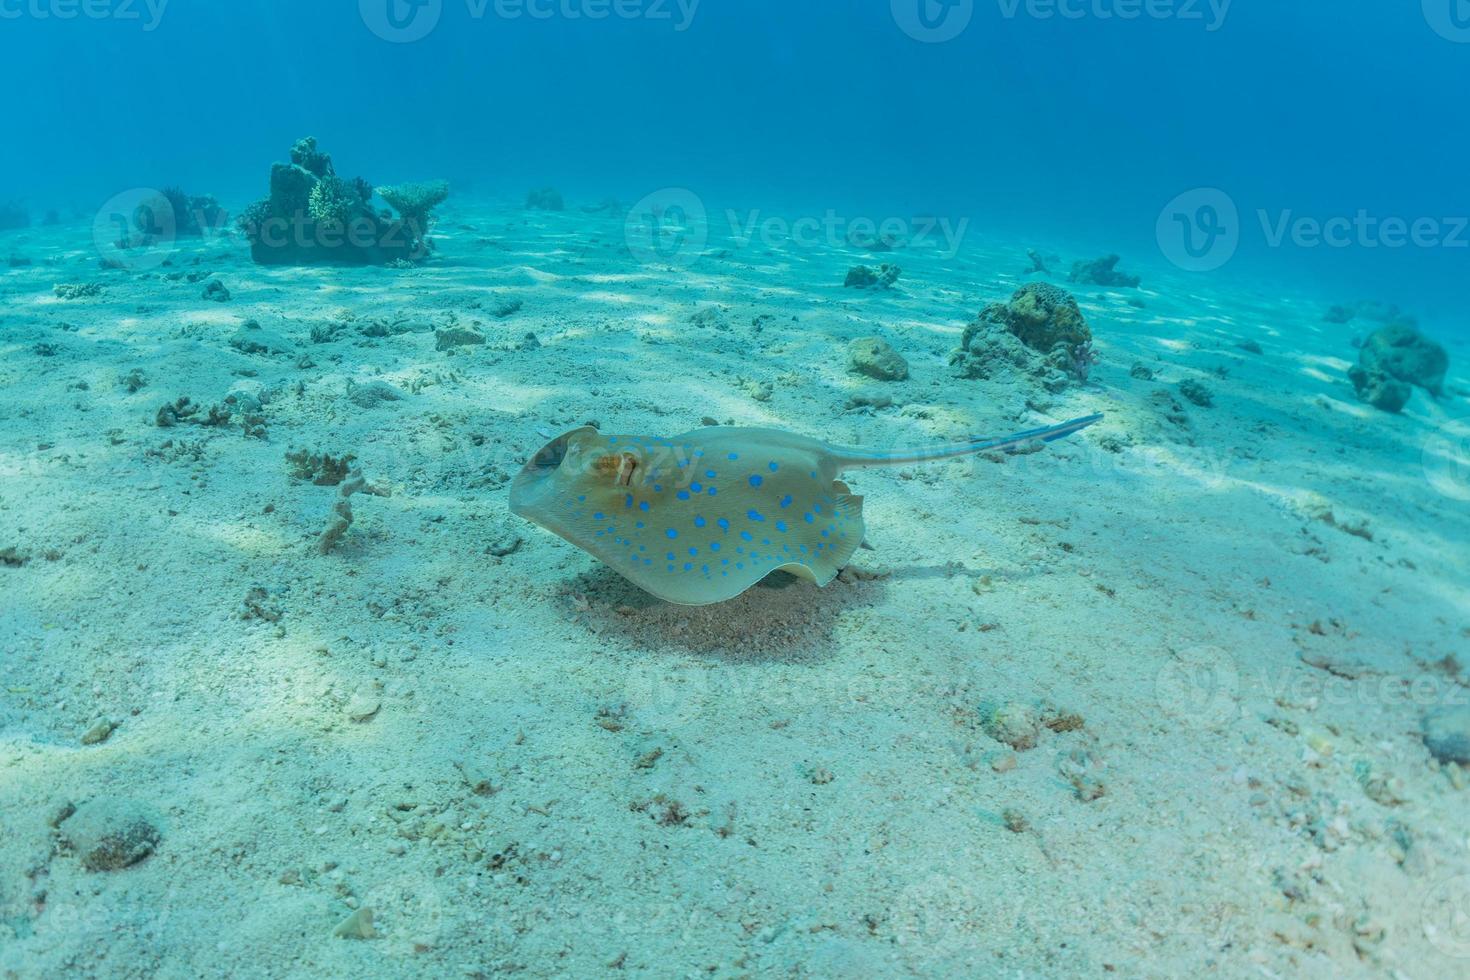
[558,563,889,662]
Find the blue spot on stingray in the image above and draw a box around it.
[684,562,693,571]
[821,529,830,537]
[694,516,706,528]
[708,487,718,497]
[666,529,679,539]
[635,521,645,529]
[749,475,763,487]
[678,490,692,501]
[727,452,739,460]
[814,504,824,514]
[701,564,709,573]
[769,462,779,472]
[667,565,675,572]
[776,521,788,533]
[624,495,633,508]
[804,513,815,523]
[578,495,586,502]
[667,552,676,561]
[705,470,717,479]
[736,562,745,569]
[639,501,650,512]
[740,531,753,542]
[779,495,792,508]
[653,484,662,492]
[748,510,765,522]
[717,518,731,531]
[710,542,721,552]
[594,512,605,520]
[688,547,698,557]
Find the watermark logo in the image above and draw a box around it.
[1157,187,1239,272]
[1423,875,1470,958]
[1424,0,1470,43]
[0,0,169,30]
[360,0,442,42]
[997,0,1231,31]
[93,188,177,272]
[624,188,708,267]
[892,0,974,43]
[1154,644,1240,729]
[1423,414,1470,502]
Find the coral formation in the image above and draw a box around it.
[1069,254,1140,288]
[238,137,430,266]
[952,283,1095,391]
[0,200,30,231]
[161,187,226,237]
[376,180,450,254]
[1348,321,1448,412]
[526,187,564,211]
[844,264,901,289]
[848,337,909,381]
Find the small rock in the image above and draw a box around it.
[202,279,231,302]
[981,702,1041,751]
[436,326,486,351]
[486,532,523,558]
[333,907,377,940]
[81,719,116,745]
[1422,706,1470,765]
[1129,362,1155,381]
[844,264,900,290]
[848,337,909,381]
[346,380,404,409]
[346,693,381,723]
[59,798,162,871]
[1179,379,1214,407]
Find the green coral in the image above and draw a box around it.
[307,176,361,226]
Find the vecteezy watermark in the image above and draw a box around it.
[623,188,709,267]
[1423,0,1470,43]
[997,0,1231,31]
[1156,188,1240,273]
[0,0,169,30]
[1158,188,1470,272]
[1153,644,1241,729]
[360,0,698,42]
[1423,414,1470,502]
[725,209,970,260]
[360,0,442,43]
[891,0,975,43]
[93,188,178,272]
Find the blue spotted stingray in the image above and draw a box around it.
[510,413,1102,605]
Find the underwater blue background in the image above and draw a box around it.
[2,0,1465,322]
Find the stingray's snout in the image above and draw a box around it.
[510,427,595,515]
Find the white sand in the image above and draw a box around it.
[1,199,1468,978]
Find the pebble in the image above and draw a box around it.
[59,798,162,871]
[80,718,116,745]
[333,907,376,940]
[346,692,381,723]
[435,326,486,351]
[1422,706,1470,765]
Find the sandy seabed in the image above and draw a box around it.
[1,197,1469,979]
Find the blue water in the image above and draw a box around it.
[2,1,1466,324]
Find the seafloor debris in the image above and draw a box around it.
[57,798,162,871]
[53,282,103,300]
[1069,253,1140,288]
[435,326,486,351]
[286,449,356,486]
[201,279,231,302]
[317,470,390,554]
[844,263,901,289]
[1179,379,1214,407]
[848,336,909,381]
[1422,706,1470,765]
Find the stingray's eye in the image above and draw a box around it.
[592,452,639,487]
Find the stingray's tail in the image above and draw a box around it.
[834,413,1103,469]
